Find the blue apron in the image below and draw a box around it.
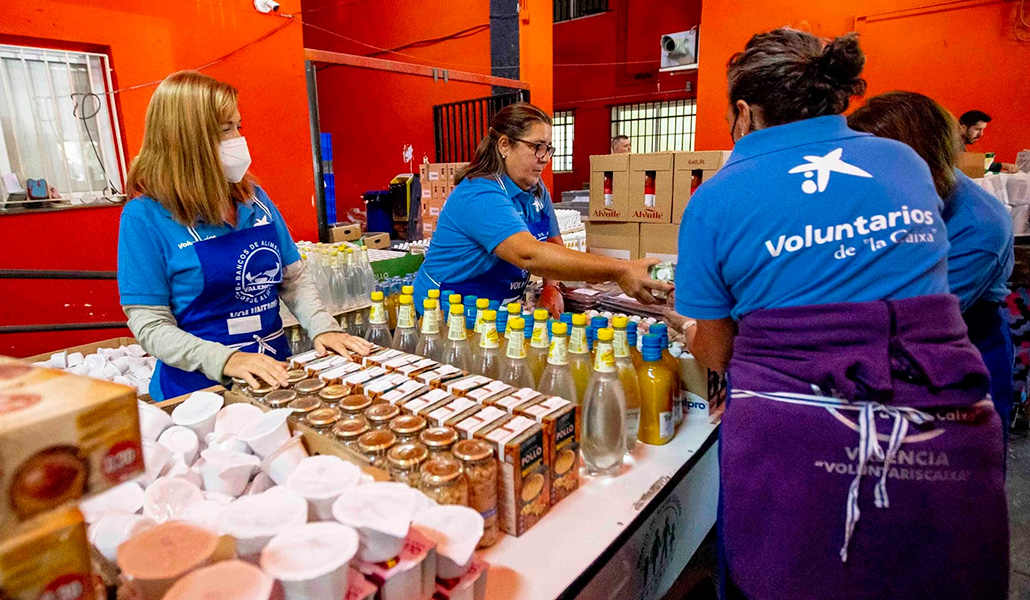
[152,198,290,400]
[425,177,553,308]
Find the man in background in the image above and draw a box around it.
[959,110,1018,173]
[611,135,631,154]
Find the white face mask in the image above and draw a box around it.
[219,137,252,183]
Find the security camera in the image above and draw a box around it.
[254,0,280,13]
[662,35,688,57]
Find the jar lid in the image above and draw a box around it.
[387,443,429,468]
[295,378,327,395]
[333,418,369,440]
[286,369,308,385]
[452,439,493,462]
[358,430,397,453]
[319,384,350,402]
[389,414,427,436]
[365,403,400,424]
[249,381,276,396]
[264,389,297,407]
[419,426,458,449]
[420,457,462,485]
[340,394,373,413]
[306,406,342,427]
[288,397,322,414]
[231,376,248,386]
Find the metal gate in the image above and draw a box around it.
[433,91,529,163]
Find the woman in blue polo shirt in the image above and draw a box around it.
[676,30,1007,598]
[413,103,669,316]
[117,71,370,401]
[849,91,1015,444]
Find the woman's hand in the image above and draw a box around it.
[615,258,674,305]
[315,331,374,358]
[538,284,565,319]
[223,351,289,389]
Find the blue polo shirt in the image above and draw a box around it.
[675,116,949,321]
[118,186,301,314]
[944,170,1014,311]
[413,173,560,303]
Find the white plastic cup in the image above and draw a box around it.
[215,403,264,436]
[260,436,309,486]
[79,481,145,524]
[171,391,225,440]
[139,401,173,442]
[205,431,251,454]
[158,426,200,465]
[286,456,363,521]
[181,499,229,534]
[67,352,85,367]
[260,522,360,600]
[143,477,204,522]
[142,440,174,483]
[413,505,484,579]
[89,513,156,562]
[238,409,293,459]
[199,449,261,497]
[222,487,309,558]
[331,483,419,564]
[165,457,204,489]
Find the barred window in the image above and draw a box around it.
[552,110,574,173]
[610,100,696,154]
[554,0,608,23]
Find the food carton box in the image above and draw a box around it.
[482,416,548,536]
[426,398,482,428]
[456,406,509,440]
[0,507,93,600]
[402,388,456,417]
[464,381,514,405]
[382,380,430,406]
[515,397,579,506]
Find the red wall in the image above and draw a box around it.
[0,0,315,357]
[552,0,702,197]
[696,0,1030,162]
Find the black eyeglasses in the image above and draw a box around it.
[511,137,556,160]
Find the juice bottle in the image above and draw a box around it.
[567,314,593,404]
[612,316,641,452]
[470,297,490,348]
[581,328,626,476]
[500,317,535,389]
[538,322,577,404]
[626,320,643,370]
[415,298,444,362]
[650,323,683,426]
[441,304,473,371]
[636,334,675,445]
[365,291,393,347]
[471,310,502,379]
[527,308,551,385]
[392,294,419,354]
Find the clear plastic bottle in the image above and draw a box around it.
[416,298,444,361]
[470,298,490,348]
[612,316,641,453]
[313,251,333,312]
[441,304,473,371]
[392,294,420,354]
[538,322,578,405]
[588,316,608,360]
[527,308,551,386]
[359,247,376,295]
[441,290,455,319]
[471,310,502,379]
[345,248,364,312]
[365,291,393,347]
[636,334,675,445]
[427,289,442,331]
[386,278,400,331]
[502,302,521,343]
[447,294,463,327]
[582,328,626,477]
[500,317,535,389]
[567,314,592,405]
[650,323,683,426]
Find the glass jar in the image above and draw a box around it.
[306,406,342,431]
[365,403,400,431]
[452,439,499,548]
[230,376,249,394]
[286,369,308,386]
[389,414,428,443]
[264,389,297,408]
[387,443,429,488]
[358,429,397,469]
[340,394,374,420]
[247,380,276,400]
[333,418,369,450]
[319,384,349,407]
[287,396,322,420]
[294,378,326,399]
[420,427,458,460]
[420,457,469,506]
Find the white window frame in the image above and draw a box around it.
[610,99,697,154]
[0,43,127,209]
[552,110,574,173]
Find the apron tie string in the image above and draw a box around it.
[228,328,285,356]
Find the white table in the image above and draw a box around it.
[480,414,720,600]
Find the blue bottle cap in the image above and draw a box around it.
[591,316,609,329]
[463,295,478,307]
[641,334,663,361]
[488,300,500,311]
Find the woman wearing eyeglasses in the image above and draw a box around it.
[413,103,669,317]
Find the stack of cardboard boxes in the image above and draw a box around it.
[419,162,468,238]
[586,151,731,261]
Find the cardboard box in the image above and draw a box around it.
[589,154,630,221]
[484,388,542,413]
[330,223,363,242]
[586,222,640,260]
[431,182,449,200]
[425,164,447,183]
[465,381,514,405]
[680,353,728,419]
[515,397,579,506]
[0,507,92,600]
[672,151,731,224]
[0,359,143,531]
[382,380,430,406]
[957,152,988,179]
[628,153,674,223]
[455,406,509,439]
[402,388,456,416]
[482,416,548,536]
[362,232,391,250]
[639,223,680,263]
[422,198,446,220]
[426,398,482,428]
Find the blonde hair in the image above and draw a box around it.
[127,71,254,226]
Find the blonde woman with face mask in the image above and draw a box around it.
[117,71,370,401]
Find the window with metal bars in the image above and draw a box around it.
[554,0,608,23]
[610,100,696,154]
[552,110,574,173]
[0,44,126,210]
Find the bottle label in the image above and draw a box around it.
[593,343,616,373]
[659,411,674,439]
[569,327,588,354]
[421,310,439,335]
[480,325,500,349]
[474,311,485,335]
[370,303,387,325]
[626,408,640,434]
[506,333,528,360]
[448,314,467,341]
[547,339,569,365]
[613,330,630,359]
[531,324,549,349]
[398,305,415,329]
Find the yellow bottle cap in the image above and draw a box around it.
[428,289,441,299]
[572,314,588,326]
[476,298,489,309]
[612,316,629,328]
[551,322,568,336]
[450,304,463,315]
[400,294,413,305]
[482,310,497,321]
[371,291,384,302]
[597,328,614,342]
[402,285,414,295]
[507,303,521,315]
[424,298,438,309]
[509,317,525,330]
[533,308,549,321]
[347,247,354,253]
[449,294,462,305]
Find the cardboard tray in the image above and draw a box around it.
[22,336,151,402]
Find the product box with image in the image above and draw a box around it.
[515,397,579,506]
[0,507,93,600]
[680,352,728,418]
[481,416,549,536]
[589,154,630,221]
[672,151,731,224]
[0,359,143,532]
[639,223,680,263]
[628,152,675,223]
[586,222,641,260]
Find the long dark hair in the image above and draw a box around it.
[848,92,961,199]
[456,102,552,193]
[728,28,867,127]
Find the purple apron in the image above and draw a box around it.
[721,294,1008,600]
